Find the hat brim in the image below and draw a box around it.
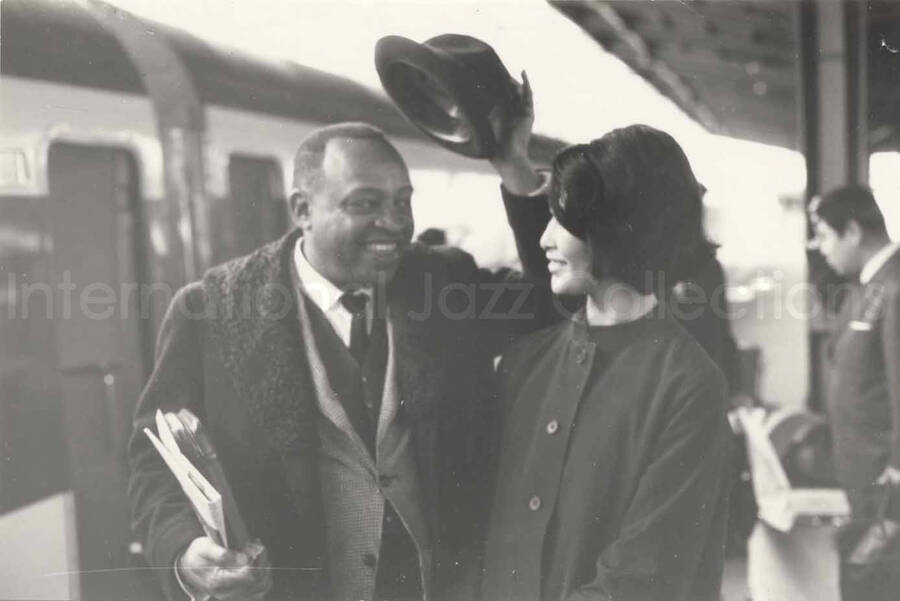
[375,35,498,159]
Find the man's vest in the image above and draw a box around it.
[294,283,432,601]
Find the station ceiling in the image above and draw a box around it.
[553,1,900,153]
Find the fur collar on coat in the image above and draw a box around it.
[199,229,450,460]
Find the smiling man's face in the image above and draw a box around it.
[298,137,414,287]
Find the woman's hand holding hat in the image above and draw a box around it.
[490,71,542,195]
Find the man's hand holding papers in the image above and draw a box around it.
[177,537,271,601]
[145,410,271,600]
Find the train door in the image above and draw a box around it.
[210,154,287,264]
[47,142,155,600]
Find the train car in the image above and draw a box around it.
[0,1,564,598]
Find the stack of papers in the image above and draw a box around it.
[144,410,228,548]
[736,407,851,532]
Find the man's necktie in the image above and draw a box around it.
[340,291,369,364]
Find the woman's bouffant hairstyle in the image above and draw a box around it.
[548,124,716,295]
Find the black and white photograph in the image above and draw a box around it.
[2,1,900,600]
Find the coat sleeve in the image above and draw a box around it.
[127,283,207,601]
[501,183,552,284]
[883,279,900,469]
[566,369,732,601]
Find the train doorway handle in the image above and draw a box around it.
[57,361,125,454]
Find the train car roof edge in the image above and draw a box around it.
[1,0,566,160]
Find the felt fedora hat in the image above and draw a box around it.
[375,34,519,158]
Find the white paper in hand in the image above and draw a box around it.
[144,426,227,547]
[155,409,181,456]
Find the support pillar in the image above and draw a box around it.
[798,0,869,410]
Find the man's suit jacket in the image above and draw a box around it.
[127,192,554,600]
[827,250,900,519]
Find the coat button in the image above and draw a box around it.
[546,419,559,435]
[363,553,378,568]
[528,495,542,511]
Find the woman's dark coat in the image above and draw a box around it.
[483,310,732,601]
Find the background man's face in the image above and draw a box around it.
[813,219,859,276]
[302,137,414,287]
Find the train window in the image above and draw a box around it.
[211,155,287,265]
[48,146,147,374]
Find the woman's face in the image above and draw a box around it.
[540,216,595,295]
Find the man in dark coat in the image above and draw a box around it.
[810,184,900,601]
[127,105,557,599]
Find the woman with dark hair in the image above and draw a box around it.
[481,125,732,601]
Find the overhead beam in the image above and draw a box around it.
[550,1,722,134]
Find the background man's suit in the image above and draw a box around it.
[827,249,900,518]
[826,248,900,601]
[127,190,553,600]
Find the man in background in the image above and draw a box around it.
[810,184,900,601]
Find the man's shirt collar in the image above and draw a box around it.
[860,242,900,284]
[293,237,372,314]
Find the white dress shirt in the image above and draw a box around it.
[860,242,900,284]
[293,238,373,345]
